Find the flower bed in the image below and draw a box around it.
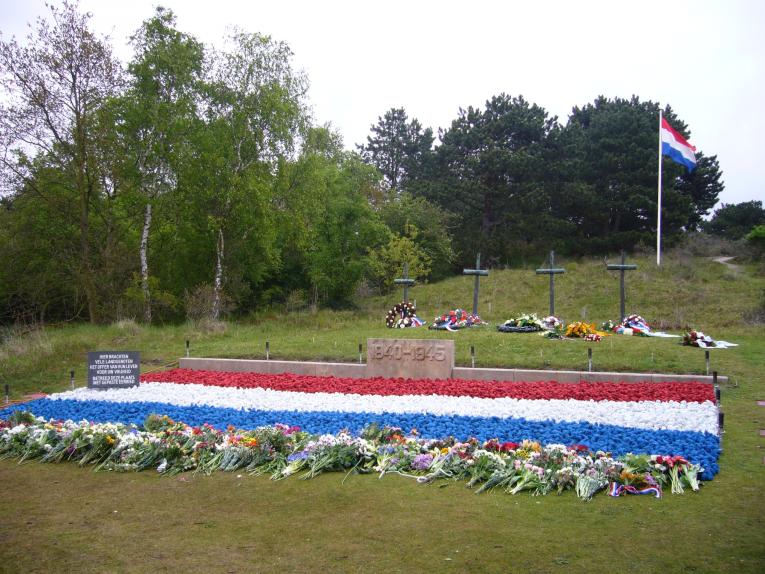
[0,369,720,480]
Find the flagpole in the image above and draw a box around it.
[657,109,663,266]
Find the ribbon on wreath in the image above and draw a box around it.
[608,482,662,498]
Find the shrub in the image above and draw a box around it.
[184,284,233,323]
[746,225,765,258]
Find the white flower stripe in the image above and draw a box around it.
[48,383,718,434]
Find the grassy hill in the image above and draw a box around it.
[1,254,764,573]
[2,253,762,395]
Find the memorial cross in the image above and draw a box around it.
[606,250,638,320]
[535,250,565,316]
[394,262,416,303]
[463,253,489,316]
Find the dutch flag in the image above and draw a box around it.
[661,117,697,172]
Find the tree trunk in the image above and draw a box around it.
[76,146,99,324]
[481,191,494,244]
[310,283,319,313]
[212,228,224,320]
[140,202,152,324]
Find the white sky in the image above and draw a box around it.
[2,0,763,207]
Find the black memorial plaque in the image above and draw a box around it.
[87,351,140,389]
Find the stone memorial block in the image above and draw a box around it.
[366,338,454,380]
[87,351,140,389]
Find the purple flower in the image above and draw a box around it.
[287,450,309,462]
[411,453,434,471]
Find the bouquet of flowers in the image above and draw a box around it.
[430,309,485,331]
[497,313,545,333]
[613,314,652,336]
[681,330,739,349]
[564,321,605,341]
[385,301,425,329]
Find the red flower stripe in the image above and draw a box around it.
[141,369,714,404]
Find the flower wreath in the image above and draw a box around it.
[385,301,425,329]
[498,313,545,333]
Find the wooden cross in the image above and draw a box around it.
[393,262,415,303]
[606,250,638,320]
[463,253,489,316]
[535,250,565,316]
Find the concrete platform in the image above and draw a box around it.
[179,358,367,378]
[179,357,726,384]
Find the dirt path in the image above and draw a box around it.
[712,256,743,272]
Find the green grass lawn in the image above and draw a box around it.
[1,254,764,573]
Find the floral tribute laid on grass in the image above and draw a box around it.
[543,321,609,341]
[0,368,721,493]
[0,412,706,499]
[497,313,560,333]
[682,330,738,349]
[429,309,485,330]
[384,301,425,329]
[601,314,680,338]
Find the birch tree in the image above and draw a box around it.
[197,31,308,319]
[122,8,203,323]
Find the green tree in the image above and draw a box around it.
[563,96,723,251]
[305,155,389,306]
[428,94,556,264]
[358,108,434,198]
[705,201,765,240]
[675,152,724,230]
[367,227,432,294]
[120,7,204,323]
[377,194,455,280]
[274,128,389,307]
[0,160,81,322]
[0,1,124,322]
[189,31,309,318]
[746,225,765,258]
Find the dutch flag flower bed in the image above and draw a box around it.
[0,369,720,499]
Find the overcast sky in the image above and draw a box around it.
[2,0,763,208]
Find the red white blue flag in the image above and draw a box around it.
[661,117,696,171]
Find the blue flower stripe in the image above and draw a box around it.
[0,397,720,478]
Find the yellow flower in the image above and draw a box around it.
[521,439,541,453]
[441,447,450,455]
